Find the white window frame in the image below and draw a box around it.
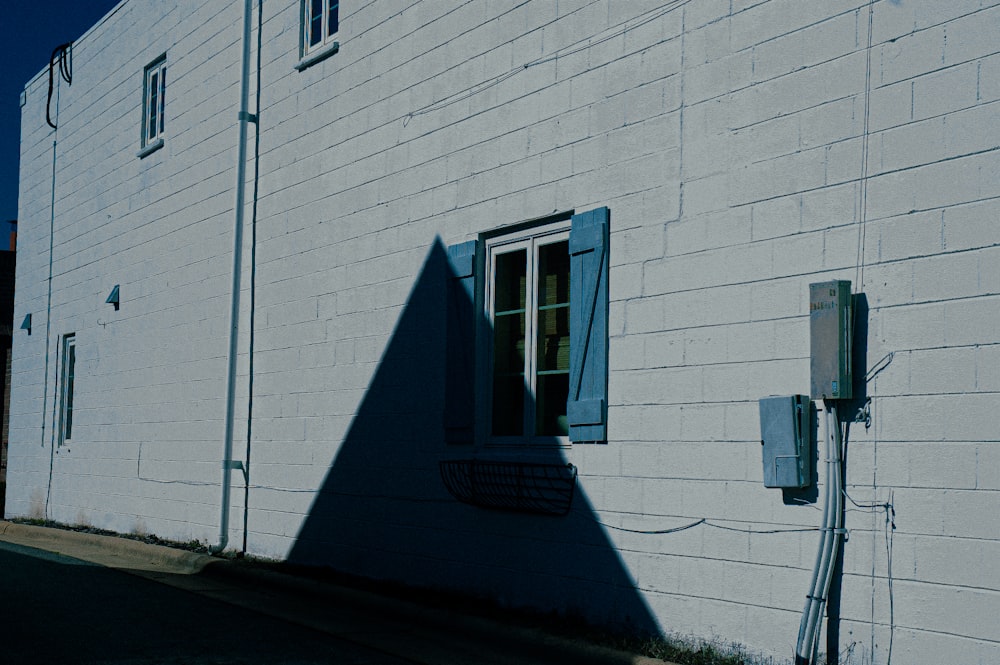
[302,0,339,56]
[58,334,76,447]
[140,55,166,156]
[479,220,571,448]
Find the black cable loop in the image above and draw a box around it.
[46,42,73,130]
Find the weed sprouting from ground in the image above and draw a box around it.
[601,632,784,665]
[8,517,210,553]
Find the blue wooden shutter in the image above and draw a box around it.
[445,240,478,444]
[568,207,609,443]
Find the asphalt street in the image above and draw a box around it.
[0,539,415,665]
[0,523,667,665]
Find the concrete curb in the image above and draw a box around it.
[0,521,215,574]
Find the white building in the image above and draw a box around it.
[8,1,1000,663]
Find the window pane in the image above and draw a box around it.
[327,0,339,35]
[537,240,570,307]
[493,250,526,313]
[492,309,525,435]
[310,0,323,45]
[536,306,569,372]
[65,341,76,441]
[536,373,568,436]
[148,71,158,141]
[158,66,166,135]
[536,240,570,373]
[492,249,527,436]
[493,312,525,376]
[535,240,570,435]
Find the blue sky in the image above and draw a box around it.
[1,1,121,222]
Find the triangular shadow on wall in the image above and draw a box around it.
[286,238,660,636]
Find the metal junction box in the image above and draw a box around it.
[759,395,811,488]
[810,280,853,400]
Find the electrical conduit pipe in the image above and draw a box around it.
[795,401,844,664]
[212,0,254,555]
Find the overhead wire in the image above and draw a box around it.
[573,505,824,536]
[846,5,895,646]
[854,0,875,290]
[884,488,896,664]
[585,516,707,535]
[42,43,71,517]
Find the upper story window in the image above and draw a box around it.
[140,55,166,157]
[297,0,340,70]
[306,0,339,53]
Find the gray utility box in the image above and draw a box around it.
[759,395,811,488]
[810,280,853,400]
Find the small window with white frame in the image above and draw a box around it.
[482,221,571,445]
[304,0,339,54]
[141,55,166,152]
[58,334,76,446]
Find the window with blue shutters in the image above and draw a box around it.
[445,208,609,446]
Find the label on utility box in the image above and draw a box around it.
[809,280,852,401]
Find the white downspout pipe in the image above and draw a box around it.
[212,0,254,555]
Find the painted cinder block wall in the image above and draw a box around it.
[8,1,999,663]
[9,0,248,536]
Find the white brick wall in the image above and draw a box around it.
[8,1,1000,663]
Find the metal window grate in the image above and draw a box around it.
[439,459,577,516]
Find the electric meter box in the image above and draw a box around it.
[759,395,811,488]
[810,280,853,400]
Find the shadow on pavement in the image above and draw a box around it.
[0,540,406,665]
